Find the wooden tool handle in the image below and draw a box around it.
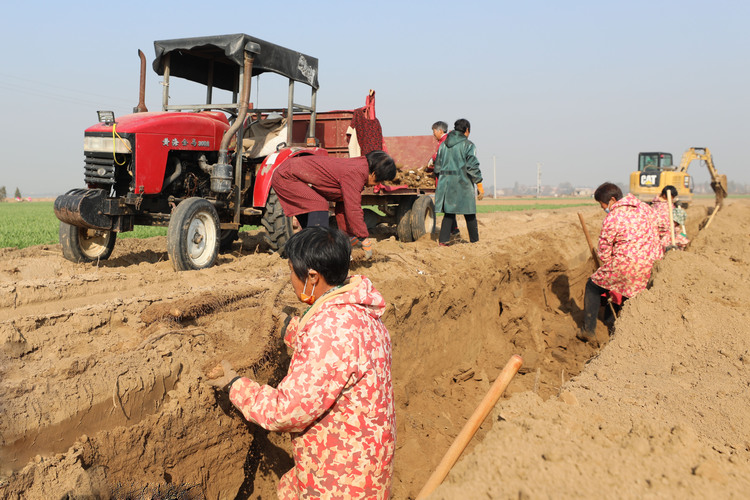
[578,213,601,267]
[416,355,523,499]
[666,191,676,246]
[703,204,720,230]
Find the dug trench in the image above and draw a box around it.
[0,202,709,499]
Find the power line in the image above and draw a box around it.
[0,73,135,107]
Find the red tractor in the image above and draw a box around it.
[54,34,330,270]
[55,34,437,271]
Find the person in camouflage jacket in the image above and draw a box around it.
[210,227,395,499]
[578,183,663,343]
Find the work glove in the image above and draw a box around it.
[476,183,484,201]
[350,237,373,259]
[205,360,241,390]
[361,238,373,259]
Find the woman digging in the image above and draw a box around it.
[651,185,690,251]
[577,182,663,343]
[208,226,395,499]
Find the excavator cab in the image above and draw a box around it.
[638,152,673,172]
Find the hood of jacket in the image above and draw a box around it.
[298,275,386,330]
[444,130,468,149]
[611,193,643,210]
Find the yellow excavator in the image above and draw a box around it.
[629,147,727,206]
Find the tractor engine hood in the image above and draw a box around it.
[86,111,230,139]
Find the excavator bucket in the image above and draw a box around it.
[711,174,728,206]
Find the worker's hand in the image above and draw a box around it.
[476,183,484,201]
[205,360,240,390]
[350,236,361,248]
[361,238,373,259]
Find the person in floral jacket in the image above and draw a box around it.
[577,182,663,343]
[651,185,690,251]
[209,226,395,499]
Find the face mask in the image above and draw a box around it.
[300,276,316,305]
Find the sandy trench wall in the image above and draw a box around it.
[433,200,750,499]
[0,202,713,499]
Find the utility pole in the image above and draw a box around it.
[493,156,497,199]
[536,163,542,198]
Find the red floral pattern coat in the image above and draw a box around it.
[651,198,690,249]
[229,275,395,499]
[591,194,663,298]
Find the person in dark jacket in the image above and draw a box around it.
[270,151,396,257]
[434,119,484,245]
[428,120,458,238]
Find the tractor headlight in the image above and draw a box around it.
[84,135,132,154]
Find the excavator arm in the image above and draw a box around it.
[678,147,727,206]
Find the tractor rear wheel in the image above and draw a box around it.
[410,195,436,240]
[167,197,220,271]
[59,222,116,263]
[261,189,294,254]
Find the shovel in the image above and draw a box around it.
[416,355,523,499]
[665,190,677,251]
[578,213,618,318]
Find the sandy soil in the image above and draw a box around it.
[0,197,745,499]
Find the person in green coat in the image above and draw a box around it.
[434,118,484,245]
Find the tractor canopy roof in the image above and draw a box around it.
[153,33,319,91]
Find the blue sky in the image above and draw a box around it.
[1,0,747,196]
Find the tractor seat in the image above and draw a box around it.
[241,115,288,158]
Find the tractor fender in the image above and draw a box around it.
[252,147,329,207]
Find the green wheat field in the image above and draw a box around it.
[0,199,593,250]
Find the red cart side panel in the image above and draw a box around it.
[383,136,435,171]
[292,110,435,170]
[292,110,353,157]
[252,147,329,207]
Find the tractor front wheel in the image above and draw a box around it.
[59,222,116,263]
[167,197,220,271]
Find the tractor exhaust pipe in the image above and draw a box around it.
[134,49,148,113]
[212,53,254,193]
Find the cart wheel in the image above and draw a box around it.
[363,209,381,229]
[59,222,116,263]
[167,197,220,271]
[410,195,436,240]
[396,198,415,242]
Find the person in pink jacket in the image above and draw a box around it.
[577,182,663,343]
[208,226,395,499]
[651,185,690,251]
